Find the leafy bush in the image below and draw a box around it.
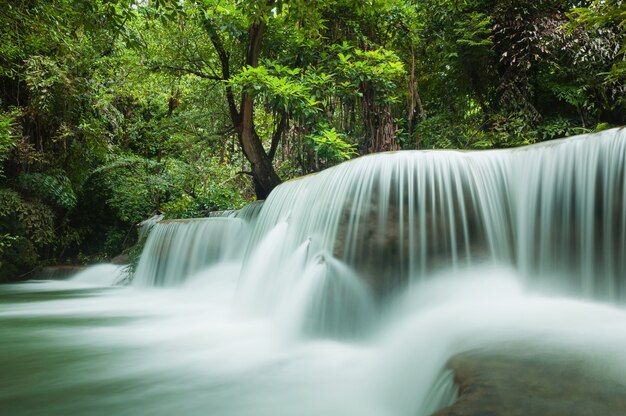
[414,114,457,149]
[0,236,38,281]
[23,55,72,117]
[91,155,157,224]
[18,172,77,210]
[161,174,248,218]
[0,108,19,178]
[0,188,56,278]
[537,117,588,141]
[306,126,358,163]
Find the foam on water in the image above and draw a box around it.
[70,263,126,286]
[3,266,626,416]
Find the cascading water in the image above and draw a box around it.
[70,263,126,286]
[137,213,164,240]
[239,127,626,308]
[2,128,626,416]
[133,201,266,287]
[134,217,246,287]
[278,252,376,339]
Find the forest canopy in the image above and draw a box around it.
[0,0,624,279]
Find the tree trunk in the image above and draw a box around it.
[408,46,425,148]
[237,20,281,199]
[205,12,282,200]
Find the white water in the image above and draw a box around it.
[239,128,626,308]
[70,263,125,286]
[3,265,626,416]
[2,128,626,415]
[134,218,246,286]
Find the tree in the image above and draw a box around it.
[148,0,413,196]
[568,0,626,81]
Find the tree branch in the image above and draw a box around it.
[268,109,287,160]
[150,64,222,80]
[202,19,240,125]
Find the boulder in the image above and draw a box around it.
[432,345,626,416]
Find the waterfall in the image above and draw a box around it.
[134,218,246,287]
[5,128,626,416]
[279,252,376,339]
[238,128,626,307]
[137,213,164,240]
[134,128,625,332]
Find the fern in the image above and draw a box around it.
[17,173,77,210]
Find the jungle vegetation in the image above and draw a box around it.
[0,0,624,279]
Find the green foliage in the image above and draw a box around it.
[0,232,20,280]
[0,189,55,247]
[161,157,248,218]
[0,188,56,278]
[568,0,626,80]
[536,117,588,141]
[0,233,18,254]
[306,127,358,163]
[0,108,18,178]
[91,155,160,224]
[333,47,406,99]
[229,64,320,116]
[0,236,38,281]
[18,173,77,210]
[23,56,72,117]
[454,12,494,53]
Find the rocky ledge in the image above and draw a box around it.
[433,345,626,416]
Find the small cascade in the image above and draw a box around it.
[237,221,291,311]
[137,213,164,240]
[207,210,238,218]
[70,264,125,286]
[280,253,375,339]
[509,135,626,298]
[134,218,246,287]
[36,266,85,280]
[235,199,265,223]
[419,370,458,416]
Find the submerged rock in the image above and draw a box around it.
[432,345,626,416]
[332,184,488,299]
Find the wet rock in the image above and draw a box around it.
[111,254,130,265]
[432,346,626,416]
[332,182,489,299]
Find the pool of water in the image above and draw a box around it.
[2,266,626,416]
